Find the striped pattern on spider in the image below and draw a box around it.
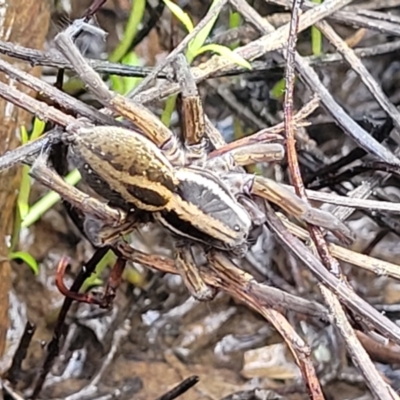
[0,19,353,304]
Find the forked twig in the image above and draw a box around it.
[117,0,400,166]
[281,1,398,399]
[117,241,324,395]
[207,251,324,397]
[31,247,111,399]
[265,205,400,400]
[0,41,169,78]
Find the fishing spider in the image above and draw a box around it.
[0,20,353,305]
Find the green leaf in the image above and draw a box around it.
[17,165,32,221]
[9,251,39,275]
[161,94,178,127]
[121,52,142,94]
[163,0,194,33]
[22,168,82,228]
[110,52,142,95]
[187,0,220,61]
[109,0,146,63]
[229,11,241,29]
[195,44,252,69]
[110,75,125,94]
[271,78,286,100]
[31,118,46,140]
[20,126,29,144]
[311,0,323,56]
[81,249,116,293]
[228,11,241,50]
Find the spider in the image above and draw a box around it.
[0,19,353,304]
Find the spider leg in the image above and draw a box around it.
[209,142,354,245]
[173,55,207,165]
[251,176,355,245]
[53,20,184,163]
[83,213,143,247]
[174,241,216,301]
[205,142,285,172]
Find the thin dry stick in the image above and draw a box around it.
[278,213,400,281]
[282,1,398,399]
[228,0,400,163]
[314,20,400,133]
[272,0,400,37]
[265,206,400,400]
[4,37,400,79]
[282,184,400,214]
[209,252,324,398]
[0,40,168,78]
[208,96,319,155]
[0,58,119,127]
[346,0,400,11]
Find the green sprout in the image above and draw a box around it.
[311,0,323,56]
[109,0,146,63]
[9,118,46,275]
[229,10,241,50]
[161,0,251,126]
[272,0,324,99]
[11,2,146,280]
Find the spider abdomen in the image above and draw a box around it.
[67,126,180,211]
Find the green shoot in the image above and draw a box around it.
[163,0,194,32]
[311,0,323,56]
[22,169,82,228]
[81,249,116,293]
[271,78,286,100]
[109,0,146,63]
[9,118,46,274]
[25,0,145,230]
[9,251,39,275]
[185,0,220,62]
[161,0,251,127]
[111,52,143,95]
[229,10,241,50]
[161,94,178,126]
[16,119,46,222]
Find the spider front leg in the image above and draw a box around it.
[174,241,216,301]
[53,20,186,164]
[173,55,207,165]
[251,176,354,245]
[209,143,354,245]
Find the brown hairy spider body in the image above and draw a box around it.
[0,19,353,303]
[67,125,179,211]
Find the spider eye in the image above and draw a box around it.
[234,225,241,232]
